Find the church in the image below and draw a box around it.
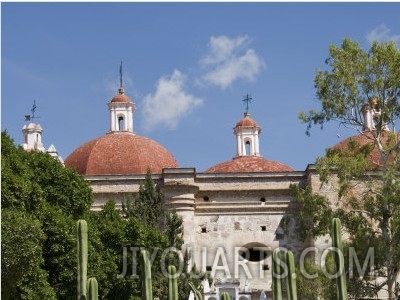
[21,83,396,299]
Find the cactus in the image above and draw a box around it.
[332,218,348,300]
[272,248,283,300]
[188,282,203,300]
[220,292,231,300]
[77,220,88,300]
[285,251,298,300]
[87,277,98,300]
[168,265,178,300]
[77,220,99,300]
[141,249,153,300]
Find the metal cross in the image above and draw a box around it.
[242,94,252,113]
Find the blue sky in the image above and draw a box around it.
[2,2,400,172]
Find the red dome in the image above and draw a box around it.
[235,113,259,128]
[332,131,400,170]
[110,88,132,103]
[205,156,294,173]
[65,132,178,175]
[111,94,132,103]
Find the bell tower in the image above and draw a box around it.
[21,100,45,152]
[108,62,135,133]
[234,94,261,157]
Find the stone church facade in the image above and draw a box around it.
[21,86,396,299]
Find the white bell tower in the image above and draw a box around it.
[22,122,45,152]
[108,87,135,132]
[234,112,261,157]
[21,100,45,152]
[234,94,261,157]
[108,62,135,133]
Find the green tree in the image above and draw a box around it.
[164,209,205,298]
[86,200,142,299]
[122,168,164,229]
[1,131,93,299]
[122,169,204,299]
[297,39,400,298]
[1,208,56,300]
[165,209,184,250]
[295,257,336,300]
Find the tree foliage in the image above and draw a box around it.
[165,209,184,250]
[295,257,336,300]
[122,168,164,229]
[295,39,400,299]
[300,38,400,136]
[1,208,56,300]
[121,169,203,299]
[1,131,93,299]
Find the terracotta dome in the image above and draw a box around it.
[235,113,260,128]
[111,88,132,103]
[332,131,400,170]
[65,131,178,175]
[205,156,294,173]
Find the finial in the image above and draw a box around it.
[119,60,123,89]
[25,99,39,122]
[242,94,252,116]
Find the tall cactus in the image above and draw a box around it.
[87,277,98,300]
[332,218,348,300]
[77,220,88,300]
[220,291,231,300]
[141,249,153,300]
[272,248,283,300]
[188,282,203,300]
[168,265,178,300]
[285,251,298,300]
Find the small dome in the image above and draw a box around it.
[235,112,259,128]
[65,132,178,175]
[111,88,132,103]
[205,156,294,173]
[332,131,400,170]
[23,123,43,130]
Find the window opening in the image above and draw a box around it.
[118,116,125,131]
[245,140,251,156]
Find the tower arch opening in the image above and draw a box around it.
[245,139,251,156]
[118,115,125,131]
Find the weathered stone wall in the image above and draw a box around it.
[86,168,309,292]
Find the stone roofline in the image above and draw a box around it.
[84,165,315,183]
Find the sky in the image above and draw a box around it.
[2,2,400,172]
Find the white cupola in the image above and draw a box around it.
[108,87,135,133]
[361,97,389,132]
[234,112,261,157]
[22,122,45,152]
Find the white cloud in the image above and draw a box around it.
[200,35,265,89]
[366,24,400,44]
[141,70,203,131]
[201,36,250,65]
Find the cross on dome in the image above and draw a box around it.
[242,93,252,115]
